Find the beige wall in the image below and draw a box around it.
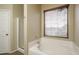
[27,4,41,42]
[41,4,75,41]
[24,4,41,54]
[13,4,24,49]
[19,5,24,49]
[74,5,79,47]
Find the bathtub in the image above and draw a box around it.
[29,37,79,55]
[29,39,46,55]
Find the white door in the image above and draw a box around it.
[0,9,10,53]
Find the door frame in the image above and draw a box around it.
[8,9,11,53]
[0,9,11,53]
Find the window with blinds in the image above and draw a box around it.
[44,6,68,37]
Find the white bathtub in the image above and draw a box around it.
[29,39,46,55]
[29,37,79,55]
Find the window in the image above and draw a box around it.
[44,5,69,37]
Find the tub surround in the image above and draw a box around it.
[29,37,79,55]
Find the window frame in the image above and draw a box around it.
[44,4,69,38]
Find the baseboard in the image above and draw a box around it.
[17,48,24,54]
[9,49,18,53]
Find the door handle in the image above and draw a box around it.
[5,34,8,36]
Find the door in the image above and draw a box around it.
[0,9,10,53]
